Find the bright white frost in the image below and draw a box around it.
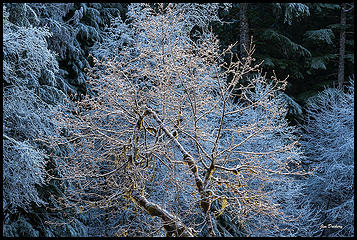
[297,84,354,237]
[83,3,305,236]
[3,6,58,88]
[3,5,59,213]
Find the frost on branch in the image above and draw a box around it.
[3,5,58,88]
[2,5,60,215]
[296,83,354,237]
[47,3,306,237]
[2,5,82,237]
[91,3,231,62]
[3,136,46,213]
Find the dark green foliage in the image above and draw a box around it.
[27,3,127,97]
[211,3,354,104]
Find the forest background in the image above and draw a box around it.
[2,3,354,237]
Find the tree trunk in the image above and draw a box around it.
[239,3,249,58]
[337,3,346,90]
[131,193,194,237]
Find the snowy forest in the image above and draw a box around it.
[2,3,354,237]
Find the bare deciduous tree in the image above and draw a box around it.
[44,3,307,237]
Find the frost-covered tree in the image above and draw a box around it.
[3,5,58,88]
[294,83,354,237]
[45,3,307,237]
[24,3,77,95]
[91,3,231,62]
[3,4,88,237]
[3,4,59,211]
[25,3,126,96]
[225,77,306,237]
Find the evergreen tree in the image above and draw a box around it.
[212,3,354,106]
[27,3,127,96]
[3,4,88,236]
[297,82,354,237]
